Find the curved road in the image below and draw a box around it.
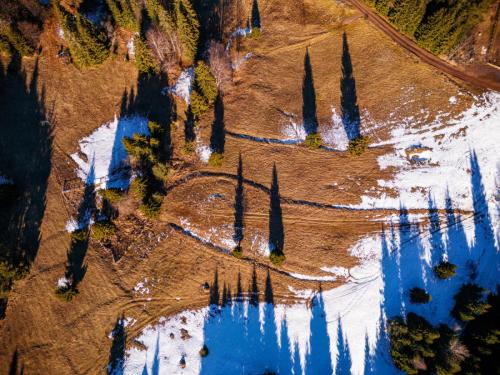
[348,0,500,92]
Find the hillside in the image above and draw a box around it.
[0,0,499,374]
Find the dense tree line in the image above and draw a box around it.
[364,0,494,54]
[389,284,499,374]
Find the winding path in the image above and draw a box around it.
[347,0,500,91]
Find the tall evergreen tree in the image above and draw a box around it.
[175,0,200,65]
[54,3,110,68]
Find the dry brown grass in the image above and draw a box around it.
[0,0,479,373]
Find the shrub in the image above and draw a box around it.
[55,285,79,301]
[134,36,158,75]
[105,0,140,32]
[0,37,11,55]
[190,90,209,119]
[0,261,28,299]
[91,221,117,242]
[139,202,161,219]
[175,0,200,65]
[433,261,457,280]
[129,178,147,201]
[139,193,163,219]
[248,27,261,39]
[304,133,322,149]
[269,251,285,266]
[389,313,441,374]
[452,283,490,322]
[410,287,432,304]
[232,247,243,258]
[208,152,224,167]
[199,344,209,357]
[348,135,369,156]
[99,189,124,204]
[152,163,170,181]
[55,4,110,68]
[0,21,34,57]
[181,141,195,155]
[71,229,88,243]
[195,62,217,105]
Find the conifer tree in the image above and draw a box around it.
[175,0,200,65]
[0,19,34,57]
[106,0,140,33]
[54,3,110,68]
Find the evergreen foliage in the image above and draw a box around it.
[460,290,500,374]
[99,188,124,204]
[364,0,494,54]
[144,0,175,35]
[348,135,369,156]
[434,261,457,279]
[91,221,117,242]
[304,133,322,149]
[0,260,28,299]
[208,152,224,167]
[452,283,490,322]
[269,251,285,266]
[123,121,168,220]
[54,3,110,68]
[190,61,217,119]
[133,36,158,75]
[410,287,432,304]
[389,313,441,374]
[106,0,140,32]
[194,61,217,104]
[175,0,200,65]
[0,20,34,57]
[199,344,209,357]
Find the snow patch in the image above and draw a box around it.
[71,115,149,190]
[166,68,195,104]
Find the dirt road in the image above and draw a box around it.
[348,0,500,92]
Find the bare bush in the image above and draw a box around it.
[207,40,232,91]
[146,25,181,72]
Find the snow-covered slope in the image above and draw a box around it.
[114,92,500,374]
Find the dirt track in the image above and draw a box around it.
[348,0,500,92]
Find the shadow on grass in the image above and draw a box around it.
[302,48,319,135]
[340,33,361,141]
[0,55,53,316]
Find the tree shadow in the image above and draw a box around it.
[63,163,96,292]
[200,268,295,374]
[210,92,225,154]
[302,48,319,135]
[428,193,445,265]
[340,33,361,141]
[469,150,498,285]
[305,288,334,374]
[108,314,127,375]
[269,164,285,255]
[0,55,53,316]
[8,348,23,375]
[251,0,261,29]
[184,104,196,143]
[233,153,244,250]
[335,317,352,375]
[0,55,53,263]
[209,267,220,306]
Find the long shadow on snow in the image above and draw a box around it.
[200,269,346,374]
[367,152,500,371]
[108,314,127,375]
